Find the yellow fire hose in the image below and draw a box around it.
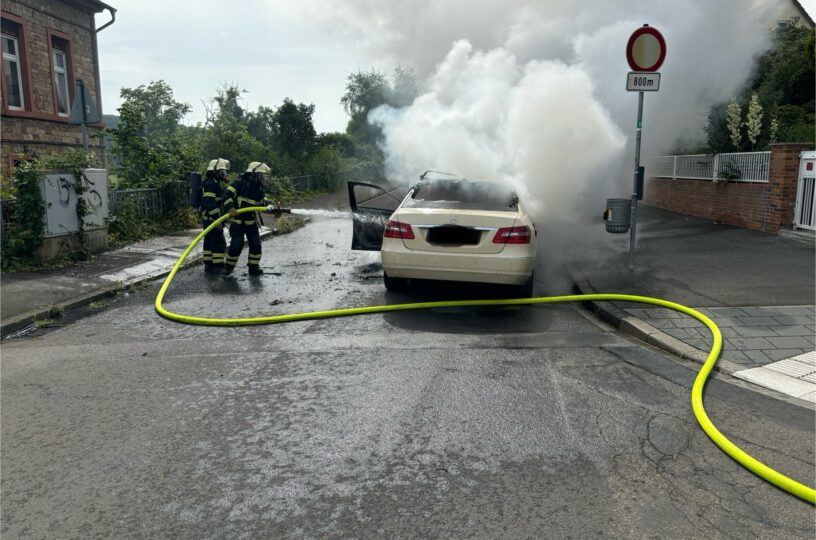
[155,207,815,504]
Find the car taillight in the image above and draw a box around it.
[493,225,531,244]
[384,220,415,240]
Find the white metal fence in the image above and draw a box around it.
[647,151,771,183]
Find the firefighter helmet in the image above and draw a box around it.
[207,158,230,171]
[246,162,271,174]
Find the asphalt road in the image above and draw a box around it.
[1,215,814,539]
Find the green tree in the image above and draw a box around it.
[704,106,731,154]
[754,24,815,111]
[305,145,344,189]
[317,132,356,158]
[390,66,418,108]
[246,105,276,147]
[210,84,246,122]
[341,69,390,117]
[340,68,419,146]
[107,80,201,187]
[706,22,814,151]
[341,69,390,147]
[200,84,268,174]
[272,98,317,161]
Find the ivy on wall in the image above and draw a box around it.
[1,150,98,269]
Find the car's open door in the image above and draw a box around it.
[347,181,407,251]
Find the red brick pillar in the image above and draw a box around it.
[767,143,814,232]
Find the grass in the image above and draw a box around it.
[33,318,55,329]
[275,214,307,235]
[107,283,125,297]
[32,304,64,320]
[126,279,150,293]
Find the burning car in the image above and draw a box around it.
[348,173,536,296]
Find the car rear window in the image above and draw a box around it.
[403,180,518,211]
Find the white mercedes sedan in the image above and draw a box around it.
[348,174,536,296]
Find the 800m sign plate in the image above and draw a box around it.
[627,72,661,91]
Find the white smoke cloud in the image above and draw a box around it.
[370,43,626,217]
[316,0,773,224]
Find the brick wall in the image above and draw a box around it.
[767,143,812,231]
[644,143,815,233]
[1,0,104,176]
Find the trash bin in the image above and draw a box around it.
[605,198,631,234]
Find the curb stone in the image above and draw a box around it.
[571,266,815,409]
[570,267,743,376]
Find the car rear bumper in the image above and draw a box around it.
[381,242,535,286]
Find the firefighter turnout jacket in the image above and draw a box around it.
[201,175,225,222]
[222,176,268,225]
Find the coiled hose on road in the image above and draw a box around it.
[155,207,815,504]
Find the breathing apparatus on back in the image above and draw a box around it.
[190,158,230,209]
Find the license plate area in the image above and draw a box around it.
[426,225,481,245]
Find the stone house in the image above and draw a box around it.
[755,0,815,29]
[1,0,116,177]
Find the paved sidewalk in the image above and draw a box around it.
[619,305,815,365]
[570,205,815,404]
[733,351,816,403]
[0,224,274,338]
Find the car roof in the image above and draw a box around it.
[403,178,520,211]
[413,178,517,195]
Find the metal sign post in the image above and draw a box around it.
[625,24,666,269]
[630,92,644,268]
[68,79,100,151]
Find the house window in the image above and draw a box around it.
[51,37,70,115]
[1,32,24,110]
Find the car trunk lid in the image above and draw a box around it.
[394,208,518,254]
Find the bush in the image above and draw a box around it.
[1,161,45,268]
[776,104,815,144]
[305,146,344,191]
[267,176,298,204]
[106,198,152,246]
[107,181,197,248]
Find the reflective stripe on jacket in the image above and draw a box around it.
[201,176,226,221]
[222,177,269,225]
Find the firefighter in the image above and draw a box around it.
[201,158,230,273]
[222,161,272,276]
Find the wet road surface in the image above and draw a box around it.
[2,215,814,538]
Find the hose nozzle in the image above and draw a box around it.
[266,205,292,216]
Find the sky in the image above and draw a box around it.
[95,0,381,133]
[95,0,815,135]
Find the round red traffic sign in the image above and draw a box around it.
[626,26,666,72]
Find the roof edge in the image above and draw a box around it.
[62,0,116,15]
[790,0,815,27]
